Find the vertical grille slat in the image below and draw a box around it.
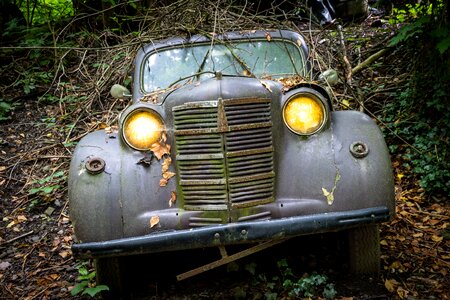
[174,98,275,222]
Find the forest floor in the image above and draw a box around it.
[1,8,449,300]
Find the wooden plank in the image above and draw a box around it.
[176,239,287,281]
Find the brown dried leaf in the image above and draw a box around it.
[6,220,17,228]
[98,122,108,130]
[163,171,176,180]
[162,157,172,173]
[159,178,168,187]
[58,251,69,258]
[432,235,443,242]
[150,216,160,228]
[104,125,118,134]
[396,287,409,299]
[49,274,60,280]
[385,279,398,293]
[169,191,177,208]
[150,141,171,160]
[141,92,162,104]
[265,32,272,41]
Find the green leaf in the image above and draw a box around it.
[277,258,288,268]
[264,292,277,300]
[70,281,89,296]
[29,188,40,195]
[78,267,89,276]
[42,185,59,194]
[436,36,450,54]
[53,171,65,178]
[82,285,109,297]
[244,262,257,275]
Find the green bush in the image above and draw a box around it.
[383,1,449,196]
[382,85,450,195]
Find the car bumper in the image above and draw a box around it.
[72,206,390,259]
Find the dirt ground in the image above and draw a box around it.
[1,10,449,300]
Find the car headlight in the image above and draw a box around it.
[122,109,164,150]
[282,94,326,135]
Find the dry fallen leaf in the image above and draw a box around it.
[265,32,272,41]
[159,178,168,187]
[104,125,119,134]
[385,279,398,293]
[98,122,108,130]
[276,75,305,90]
[431,235,443,242]
[150,216,160,228]
[58,251,69,258]
[151,141,171,160]
[49,274,60,280]
[162,157,172,173]
[169,191,177,207]
[6,220,16,228]
[163,171,176,180]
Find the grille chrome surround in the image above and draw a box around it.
[174,98,275,215]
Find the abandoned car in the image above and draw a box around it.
[69,29,395,292]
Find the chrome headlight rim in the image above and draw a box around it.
[121,107,164,151]
[282,91,328,136]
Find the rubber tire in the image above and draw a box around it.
[347,224,381,274]
[95,257,125,299]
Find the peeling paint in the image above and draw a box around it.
[325,118,341,205]
[322,170,341,205]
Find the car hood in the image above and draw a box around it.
[162,76,283,107]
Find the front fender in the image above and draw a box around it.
[274,110,395,215]
[68,131,176,242]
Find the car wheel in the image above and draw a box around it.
[347,224,380,273]
[95,257,125,298]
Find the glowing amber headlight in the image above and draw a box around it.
[283,95,326,135]
[122,109,164,150]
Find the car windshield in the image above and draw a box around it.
[142,39,306,92]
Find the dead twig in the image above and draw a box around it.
[352,48,391,76]
[336,24,352,85]
[0,230,34,246]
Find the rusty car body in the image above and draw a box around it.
[68,29,395,293]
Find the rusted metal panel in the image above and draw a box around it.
[174,97,276,222]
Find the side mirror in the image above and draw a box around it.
[319,69,339,86]
[110,84,131,99]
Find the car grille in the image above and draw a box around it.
[173,97,275,219]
